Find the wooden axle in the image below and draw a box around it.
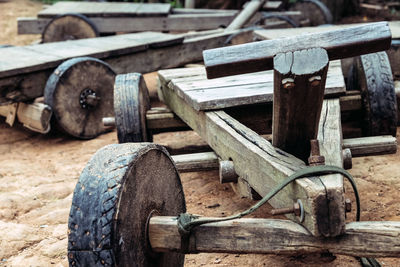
[149,216,400,258]
[0,102,52,134]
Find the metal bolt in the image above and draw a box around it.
[345,198,352,213]
[309,76,321,87]
[308,139,325,166]
[282,78,295,89]
[271,202,301,216]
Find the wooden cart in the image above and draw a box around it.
[17,0,333,43]
[67,22,400,266]
[0,29,245,138]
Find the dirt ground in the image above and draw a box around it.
[1,0,400,266]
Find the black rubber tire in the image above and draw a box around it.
[289,0,333,26]
[356,52,397,137]
[254,13,299,28]
[68,143,186,266]
[42,13,99,43]
[114,73,152,143]
[44,57,116,139]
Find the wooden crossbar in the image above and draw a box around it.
[203,22,391,78]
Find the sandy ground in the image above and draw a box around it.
[1,0,400,266]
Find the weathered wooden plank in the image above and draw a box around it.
[158,60,344,111]
[160,79,340,237]
[343,136,397,156]
[254,21,400,40]
[272,48,329,162]
[0,32,183,79]
[172,152,218,173]
[317,99,345,237]
[149,216,400,258]
[38,1,171,18]
[203,22,391,78]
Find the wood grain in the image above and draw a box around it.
[203,22,391,78]
[158,60,344,111]
[149,216,400,258]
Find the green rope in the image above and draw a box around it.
[178,165,360,234]
[177,165,379,267]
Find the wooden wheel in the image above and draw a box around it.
[68,143,186,266]
[44,57,116,139]
[355,52,397,137]
[289,0,333,26]
[114,73,152,143]
[42,13,99,43]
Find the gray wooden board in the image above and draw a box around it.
[0,32,183,79]
[158,60,345,111]
[38,1,171,18]
[254,21,400,40]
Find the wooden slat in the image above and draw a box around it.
[149,216,400,258]
[343,136,397,156]
[203,22,391,78]
[0,32,183,79]
[160,78,342,237]
[38,1,171,18]
[158,60,345,111]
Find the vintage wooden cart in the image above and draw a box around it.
[68,22,400,266]
[17,0,332,43]
[0,27,250,138]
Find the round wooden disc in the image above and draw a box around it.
[289,0,333,26]
[42,13,99,43]
[114,73,152,143]
[44,57,116,139]
[68,143,186,266]
[356,52,397,137]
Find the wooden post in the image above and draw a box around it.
[149,216,400,258]
[272,48,329,162]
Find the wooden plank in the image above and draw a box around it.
[343,136,397,157]
[159,60,344,111]
[160,79,341,237]
[38,1,171,18]
[171,152,218,173]
[254,21,400,40]
[272,48,329,162]
[317,99,345,237]
[149,216,400,258]
[146,107,188,131]
[0,32,183,79]
[203,22,392,78]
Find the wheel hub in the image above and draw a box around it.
[79,88,100,109]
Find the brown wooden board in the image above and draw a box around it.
[38,1,171,18]
[203,22,391,79]
[0,32,183,79]
[158,60,345,111]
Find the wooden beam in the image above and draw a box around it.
[18,13,236,34]
[226,0,266,30]
[146,107,188,132]
[203,22,391,78]
[317,99,345,236]
[160,79,341,237]
[149,216,400,258]
[272,48,329,162]
[343,136,397,157]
